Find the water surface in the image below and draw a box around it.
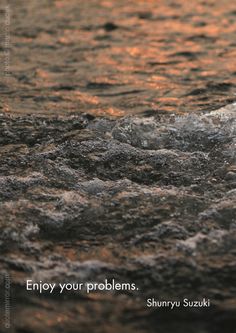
[2,0,236,116]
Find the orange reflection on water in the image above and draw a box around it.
[10,0,236,116]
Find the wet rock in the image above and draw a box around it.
[0,116,235,330]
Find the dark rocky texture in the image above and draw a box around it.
[0,104,235,333]
[0,1,236,333]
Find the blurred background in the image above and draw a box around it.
[2,0,236,117]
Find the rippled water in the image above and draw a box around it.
[2,0,236,116]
